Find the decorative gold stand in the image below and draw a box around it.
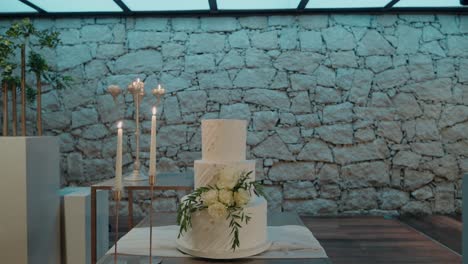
[149,174,155,264]
[113,189,122,264]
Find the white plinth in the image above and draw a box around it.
[0,137,61,264]
[61,187,109,264]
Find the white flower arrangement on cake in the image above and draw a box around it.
[177,170,265,251]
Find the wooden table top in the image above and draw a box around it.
[92,172,194,190]
[97,212,331,264]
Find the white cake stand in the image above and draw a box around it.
[176,239,272,259]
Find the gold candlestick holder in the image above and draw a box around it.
[152,84,165,106]
[107,79,148,182]
[148,84,164,264]
[148,174,162,264]
[113,189,122,264]
[149,174,155,264]
[125,78,148,182]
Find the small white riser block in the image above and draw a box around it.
[62,187,109,264]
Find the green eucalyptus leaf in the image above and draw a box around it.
[28,50,48,74]
[26,86,36,102]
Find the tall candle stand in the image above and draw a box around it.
[107,78,148,181]
[113,189,122,264]
[148,84,165,264]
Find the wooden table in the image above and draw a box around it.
[97,212,332,264]
[91,173,194,264]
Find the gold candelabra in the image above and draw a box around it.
[107,78,149,181]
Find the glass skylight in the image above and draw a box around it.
[123,0,209,11]
[28,0,122,12]
[2,0,468,15]
[394,0,463,7]
[0,0,37,13]
[306,0,391,9]
[218,0,301,10]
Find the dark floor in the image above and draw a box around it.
[304,215,461,264]
[111,214,462,264]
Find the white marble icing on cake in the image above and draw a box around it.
[202,119,247,162]
[176,195,267,253]
[194,160,255,189]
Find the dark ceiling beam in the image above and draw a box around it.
[208,0,218,12]
[3,6,468,18]
[113,0,131,13]
[384,0,400,9]
[298,0,310,10]
[18,0,46,13]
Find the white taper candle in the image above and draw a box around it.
[149,107,157,178]
[115,121,123,190]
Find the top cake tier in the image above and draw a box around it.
[201,119,247,161]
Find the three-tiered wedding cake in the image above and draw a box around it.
[176,119,269,259]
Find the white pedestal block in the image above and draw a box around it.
[61,187,109,264]
[0,137,61,264]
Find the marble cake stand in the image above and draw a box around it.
[176,239,272,259]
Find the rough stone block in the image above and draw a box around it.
[284,199,337,215]
[72,108,98,129]
[234,69,276,88]
[201,17,239,32]
[316,124,353,145]
[322,26,355,51]
[188,33,225,53]
[404,169,434,190]
[334,140,389,165]
[341,188,378,211]
[253,111,279,131]
[252,135,294,161]
[269,162,315,182]
[113,50,162,74]
[220,103,251,120]
[298,139,333,162]
[299,31,322,52]
[342,161,390,188]
[244,89,289,110]
[251,31,278,50]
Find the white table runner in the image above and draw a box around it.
[107,225,327,259]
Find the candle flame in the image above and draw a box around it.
[158,84,161,90]
[152,106,157,115]
[117,121,122,129]
[136,78,140,82]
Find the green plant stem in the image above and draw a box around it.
[20,45,25,136]
[35,72,42,136]
[11,82,17,136]
[2,81,8,136]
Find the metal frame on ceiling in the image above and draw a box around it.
[1,0,468,18]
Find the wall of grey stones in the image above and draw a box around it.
[1,14,468,216]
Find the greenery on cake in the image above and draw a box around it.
[177,170,265,251]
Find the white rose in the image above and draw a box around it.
[216,169,239,190]
[234,188,250,207]
[201,189,218,206]
[218,189,234,206]
[207,202,228,220]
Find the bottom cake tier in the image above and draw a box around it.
[176,195,268,259]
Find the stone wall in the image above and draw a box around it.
[1,14,468,216]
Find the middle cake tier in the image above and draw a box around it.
[194,160,256,189]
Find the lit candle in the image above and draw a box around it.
[149,107,157,179]
[115,121,123,190]
[157,84,165,95]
